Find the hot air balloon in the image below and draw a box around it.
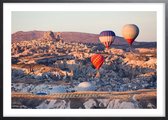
[99,30,116,49]
[76,82,96,91]
[122,24,139,45]
[91,54,104,70]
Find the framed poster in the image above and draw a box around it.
[1,0,167,119]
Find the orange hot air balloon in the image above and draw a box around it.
[122,24,139,45]
[91,54,104,70]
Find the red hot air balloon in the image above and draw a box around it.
[122,24,139,45]
[91,54,104,70]
[99,31,116,49]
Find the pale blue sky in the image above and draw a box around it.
[12,11,156,41]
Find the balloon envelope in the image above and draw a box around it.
[76,82,96,91]
[99,30,115,48]
[91,54,104,70]
[122,24,139,45]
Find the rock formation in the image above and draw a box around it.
[41,31,56,41]
[11,34,157,109]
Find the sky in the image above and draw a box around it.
[12,11,156,42]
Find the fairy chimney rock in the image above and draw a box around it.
[42,31,56,41]
[56,32,63,42]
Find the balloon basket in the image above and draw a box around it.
[95,70,101,78]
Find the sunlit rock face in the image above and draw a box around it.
[11,38,156,92]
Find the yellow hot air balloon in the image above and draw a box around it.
[122,24,139,45]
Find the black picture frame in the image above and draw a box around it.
[1,0,167,120]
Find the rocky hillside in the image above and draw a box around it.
[12,39,157,93]
[12,31,156,48]
[12,31,44,42]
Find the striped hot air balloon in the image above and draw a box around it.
[99,30,116,49]
[122,24,139,45]
[91,54,104,70]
